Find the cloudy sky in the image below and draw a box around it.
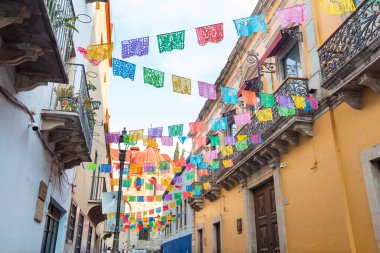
[108,0,258,157]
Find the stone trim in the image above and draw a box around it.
[360,143,380,251]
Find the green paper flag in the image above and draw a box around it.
[260,93,275,108]
[123,179,132,188]
[123,134,137,146]
[185,172,195,180]
[209,135,220,146]
[168,124,183,137]
[157,30,185,53]
[176,199,182,206]
[145,183,154,190]
[277,107,296,116]
[86,163,97,171]
[236,139,249,151]
[143,67,165,88]
[211,161,220,170]
[128,196,136,202]
[159,161,170,170]
[174,192,182,200]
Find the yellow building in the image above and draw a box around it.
[189,1,380,252]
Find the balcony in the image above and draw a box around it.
[41,64,94,169]
[318,0,380,108]
[0,0,75,91]
[214,77,313,191]
[88,176,107,227]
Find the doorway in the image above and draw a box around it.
[253,180,280,253]
[213,222,221,253]
[40,203,61,253]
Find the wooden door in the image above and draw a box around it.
[215,222,221,253]
[253,180,280,253]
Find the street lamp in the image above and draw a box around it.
[112,127,128,253]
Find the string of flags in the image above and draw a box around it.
[80,1,361,66]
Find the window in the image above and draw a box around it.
[282,44,302,78]
[66,202,77,243]
[86,225,93,253]
[197,229,203,253]
[183,200,187,227]
[178,203,183,229]
[175,206,179,231]
[40,203,61,253]
[138,230,149,241]
[74,213,84,253]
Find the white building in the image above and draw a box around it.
[0,0,110,252]
[162,169,192,253]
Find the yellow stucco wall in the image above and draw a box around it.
[280,87,380,253]
[195,187,246,253]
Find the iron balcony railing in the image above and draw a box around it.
[46,0,76,65]
[89,176,107,201]
[210,77,309,181]
[318,0,380,83]
[55,64,94,152]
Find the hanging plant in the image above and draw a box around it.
[87,81,97,91]
[82,97,93,112]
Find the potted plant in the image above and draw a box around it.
[55,86,74,111]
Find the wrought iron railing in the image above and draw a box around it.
[318,0,380,83]
[46,0,76,64]
[212,77,309,181]
[55,64,94,151]
[89,176,107,201]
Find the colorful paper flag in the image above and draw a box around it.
[234,113,251,126]
[198,81,217,99]
[276,4,307,28]
[193,136,206,147]
[129,129,144,141]
[210,161,220,170]
[143,67,165,88]
[168,124,183,137]
[190,154,202,164]
[161,136,174,146]
[86,43,113,61]
[189,121,205,134]
[256,108,273,122]
[86,163,97,171]
[236,139,249,151]
[157,30,185,53]
[278,107,296,116]
[221,86,238,104]
[185,171,195,181]
[178,136,188,144]
[205,150,218,161]
[121,37,149,58]
[306,96,319,110]
[172,75,191,95]
[209,135,220,146]
[203,181,211,190]
[112,58,136,80]
[159,161,170,170]
[105,132,120,143]
[195,23,224,46]
[292,96,306,109]
[233,14,267,36]
[319,0,356,15]
[277,95,294,108]
[250,134,262,145]
[221,145,234,156]
[225,136,235,145]
[242,90,258,106]
[223,159,233,168]
[211,117,228,131]
[260,93,275,108]
[100,164,112,173]
[148,127,163,139]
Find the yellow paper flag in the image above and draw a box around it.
[129,129,144,141]
[319,0,356,15]
[221,145,234,157]
[174,166,182,173]
[167,185,174,192]
[256,108,273,122]
[292,96,306,109]
[237,135,247,142]
[86,43,113,61]
[169,202,176,208]
[203,181,211,190]
[223,159,233,168]
[172,75,192,95]
[110,178,119,186]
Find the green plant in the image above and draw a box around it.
[82,97,93,111]
[87,81,97,91]
[55,85,73,99]
[64,16,79,32]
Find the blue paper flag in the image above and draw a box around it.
[112,58,136,81]
[234,14,267,36]
[190,154,202,164]
[211,117,228,131]
[178,136,188,144]
[137,196,145,202]
[221,86,238,104]
[100,164,112,173]
[156,207,161,213]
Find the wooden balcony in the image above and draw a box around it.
[318,0,380,109]
[0,0,75,91]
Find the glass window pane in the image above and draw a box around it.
[282,44,302,78]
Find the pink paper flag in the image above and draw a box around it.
[233,113,251,127]
[105,132,120,143]
[189,121,205,134]
[198,81,217,99]
[161,136,173,146]
[276,4,307,28]
[204,150,217,161]
[306,96,318,110]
